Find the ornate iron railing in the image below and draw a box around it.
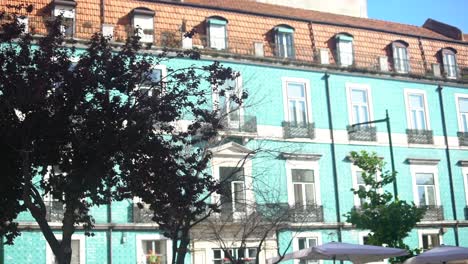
[282,122,315,139]
[347,126,377,141]
[419,205,444,221]
[289,204,324,223]
[407,129,434,144]
[457,132,468,146]
[220,115,257,133]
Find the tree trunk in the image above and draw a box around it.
[175,231,190,264]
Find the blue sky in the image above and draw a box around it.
[368,0,468,33]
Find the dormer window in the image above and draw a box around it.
[207,17,228,50]
[335,33,354,66]
[441,48,458,79]
[392,41,410,73]
[51,0,77,37]
[274,25,295,59]
[131,8,155,44]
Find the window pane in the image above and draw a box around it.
[459,98,468,113]
[248,248,257,258]
[409,94,424,108]
[308,238,318,247]
[356,171,364,184]
[418,186,427,206]
[426,186,436,205]
[304,183,315,205]
[416,173,434,185]
[213,249,222,259]
[289,100,298,125]
[209,24,226,49]
[287,83,305,98]
[294,184,303,206]
[298,238,306,250]
[351,89,367,104]
[292,169,314,182]
[297,101,307,127]
[70,240,80,264]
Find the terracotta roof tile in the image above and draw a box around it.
[183,0,455,41]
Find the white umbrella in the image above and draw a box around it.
[403,245,468,264]
[267,242,408,264]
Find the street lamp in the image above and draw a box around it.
[349,109,398,197]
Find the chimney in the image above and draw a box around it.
[422,19,463,40]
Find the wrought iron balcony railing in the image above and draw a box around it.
[347,125,377,141]
[419,205,444,221]
[407,129,434,144]
[282,122,315,139]
[289,204,324,223]
[220,115,257,134]
[457,132,468,146]
[133,204,154,223]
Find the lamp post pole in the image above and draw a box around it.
[350,109,398,197]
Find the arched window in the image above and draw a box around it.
[131,7,155,44]
[206,16,228,50]
[440,48,458,79]
[274,24,295,59]
[335,33,354,66]
[392,40,410,73]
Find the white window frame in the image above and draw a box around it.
[455,93,468,133]
[282,77,312,126]
[418,229,443,251]
[212,73,244,129]
[292,231,322,264]
[404,89,431,130]
[410,164,441,207]
[212,155,254,217]
[136,234,172,264]
[286,159,322,208]
[337,39,354,67]
[52,5,76,37]
[461,166,468,206]
[393,44,409,73]
[346,83,374,126]
[358,232,387,264]
[132,14,154,43]
[442,49,458,79]
[46,234,85,264]
[211,247,257,264]
[351,164,381,207]
[208,23,227,50]
[136,64,167,97]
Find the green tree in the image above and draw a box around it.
[0,5,240,264]
[345,151,426,262]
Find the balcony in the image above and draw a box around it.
[45,200,64,222]
[406,129,434,144]
[457,132,468,146]
[419,205,444,221]
[133,204,154,223]
[220,115,257,134]
[347,126,377,141]
[282,122,315,139]
[289,204,324,223]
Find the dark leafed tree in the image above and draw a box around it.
[345,150,426,263]
[0,5,241,264]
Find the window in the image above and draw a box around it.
[418,230,442,251]
[213,74,243,129]
[207,17,227,50]
[17,16,29,33]
[392,41,410,73]
[347,84,373,126]
[136,234,172,264]
[220,167,246,212]
[456,95,468,132]
[292,232,321,264]
[136,65,167,97]
[292,169,316,208]
[410,164,440,207]
[298,237,318,264]
[358,232,386,264]
[415,173,437,206]
[275,26,295,58]
[212,248,257,264]
[286,159,321,209]
[52,1,76,38]
[46,235,85,264]
[131,8,155,43]
[441,48,458,79]
[405,90,430,130]
[282,78,311,128]
[462,165,468,206]
[351,165,380,207]
[336,34,354,66]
